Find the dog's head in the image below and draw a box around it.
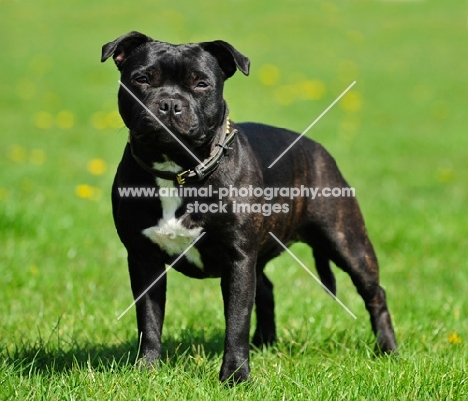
[102,31,249,154]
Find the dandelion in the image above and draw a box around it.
[339,91,362,112]
[56,110,75,129]
[259,64,280,86]
[436,168,454,183]
[87,158,107,175]
[29,149,46,165]
[75,184,102,201]
[90,110,123,130]
[299,80,326,100]
[448,333,462,344]
[106,110,123,129]
[34,111,54,129]
[29,265,39,275]
[91,111,109,130]
[9,145,27,163]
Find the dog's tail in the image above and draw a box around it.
[313,250,336,296]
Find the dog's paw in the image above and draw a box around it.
[375,327,398,356]
[251,330,277,349]
[375,340,398,357]
[219,359,250,385]
[136,353,160,370]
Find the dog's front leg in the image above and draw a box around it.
[127,249,167,366]
[219,252,257,383]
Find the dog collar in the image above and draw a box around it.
[129,119,237,185]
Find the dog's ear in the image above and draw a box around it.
[101,31,154,69]
[200,41,250,79]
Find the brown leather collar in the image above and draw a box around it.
[129,118,237,185]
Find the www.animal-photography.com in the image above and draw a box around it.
[1,1,466,399]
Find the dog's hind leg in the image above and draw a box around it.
[252,269,277,347]
[312,249,336,296]
[300,201,397,354]
[329,223,397,353]
[331,231,397,354]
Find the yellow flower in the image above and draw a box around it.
[56,110,75,129]
[91,111,109,130]
[91,110,123,130]
[87,158,107,175]
[299,80,327,100]
[34,111,54,129]
[106,110,123,129]
[436,168,454,183]
[29,149,46,165]
[340,91,362,112]
[448,333,462,344]
[9,145,27,163]
[29,265,39,275]
[259,64,280,86]
[75,184,102,200]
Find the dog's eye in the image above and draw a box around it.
[196,81,208,88]
[135,76,148,84]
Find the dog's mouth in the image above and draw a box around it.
[130,117,208,150]
[132,110,196,136]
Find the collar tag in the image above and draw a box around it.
[176,170,190,185]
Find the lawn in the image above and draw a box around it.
[1,0,467,399]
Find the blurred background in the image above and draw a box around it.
[0,0,466,388]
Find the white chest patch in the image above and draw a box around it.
[141,157,204,269]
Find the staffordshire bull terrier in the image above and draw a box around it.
[101,31,397,383]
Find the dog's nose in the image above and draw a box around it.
[159,100,169,114]
[159,99,183,115]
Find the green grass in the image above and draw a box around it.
[1,0,467,399]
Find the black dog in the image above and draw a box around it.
[101,31,397,383]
